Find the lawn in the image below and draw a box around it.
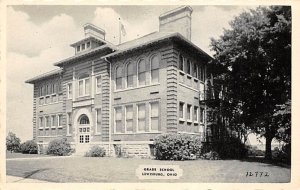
[6,152,51,159]
[6,157,290,183]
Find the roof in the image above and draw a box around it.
[25,69,62,84]
[103,31,213,61]
[27,31,213,84]
[54,44,116,67]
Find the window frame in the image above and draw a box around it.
[137,59,147,87]
[194,106,199,124]
[125,105,134,133]
[58,114,63,128]
[186,104,192,122]
[78,77,90,97]
[95,75,102,94]
[95,109,101,134]
[115,66,123,90]
[149,101,160,132]
[67,112,72,136]
[67,82,72,99]
[150,54,160,84]
[179,102,185,121]
[114,107,123,134]
[137,103,146,133]
[126,61,135,88]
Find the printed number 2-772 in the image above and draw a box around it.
[246,172,269,177]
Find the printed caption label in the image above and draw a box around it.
[136,165,183,179]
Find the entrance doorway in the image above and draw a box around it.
[78,114,90,144]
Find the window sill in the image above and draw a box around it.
[51,126,57,129]
[66,134,72,137]
[38,128,44,130]
[57,126,63,129]
[114,83,160,93]
[179,118,185,122]
[179,70,185,75]
[187,120,193,123]
[94,133,101,136]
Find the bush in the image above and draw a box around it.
[201,151,220,160]
[20,140,38,154]
[85,146,106,157]
[46,138,72,156]
[202,136,248,159]
[154,133,202,160]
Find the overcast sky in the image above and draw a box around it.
[7,5,262,143]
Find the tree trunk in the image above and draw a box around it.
[265,136,273,160]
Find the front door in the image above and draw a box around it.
[78,126,90,144]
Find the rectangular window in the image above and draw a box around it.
[52,115,57,127]
[67,113,72,135]
[45,96,50,104]
[39,97,44,105]
[85,78,90,95]
[125,105,133,132]
[77,46,80,52]
[45,129,49,136]
[46,116,51,128]
[150,102,159,131]
[58,114,63,126]
[96,109,101,134]
[179,72,184,83]
[87,42,91,48]
[186,59,191,75]
[67,83,72,99]
[52,94,58,102]
[96,76,101,93]
[179,55,184,71]
[179,102,184,119]
[78,78,90,97]
[81,43,85,50]
[51,128,56,136]
[115,107,122,133]
[137,104,146,132]
[193,64,198,78]
[187,104,192,121]
[39,117,44,128]
[194,106,199,123]
[200,107,205,123]
[79,80,84,96]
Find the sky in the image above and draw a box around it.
[6,5,267,145]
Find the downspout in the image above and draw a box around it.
[104,57,112,156]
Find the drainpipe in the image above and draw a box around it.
[104,57,112,156]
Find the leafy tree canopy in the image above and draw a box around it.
[210,6,291,159]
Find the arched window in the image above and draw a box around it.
[138,59,146,86]
[79,114,90,125]
[126,62,134,88]
[150,55,160,84]
[116,66,122,90]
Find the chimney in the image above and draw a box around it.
[159,6,193,41]
[83,23,106,40]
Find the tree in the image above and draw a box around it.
[6,132,21,153]
[210,6,291,160]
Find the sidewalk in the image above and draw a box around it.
[6,175,49,183]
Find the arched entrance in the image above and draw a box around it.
[78,114,90,144]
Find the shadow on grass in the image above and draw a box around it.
[13,168,51,182]
[239,157,291,169]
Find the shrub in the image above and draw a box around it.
[46,138,72,156]
[85,146,106,157]
[201,151,220,160]
[202,136,248,159]
[6,132,21,153]
[154,133,202,160]
[20,140,38,154]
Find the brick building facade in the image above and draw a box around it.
[26,6,213,157]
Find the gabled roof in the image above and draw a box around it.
[25,68,62,84]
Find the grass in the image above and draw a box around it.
[6,157,290,183]
[6,152,51,159]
